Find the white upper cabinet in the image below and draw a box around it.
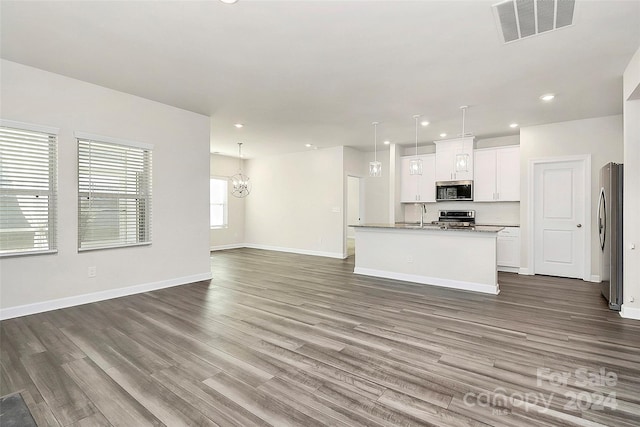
[473,145,520,202]
[400,154,436,203]
[435,137,475,182]
[474,149,497,201]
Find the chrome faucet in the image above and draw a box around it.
[418,203,427,227]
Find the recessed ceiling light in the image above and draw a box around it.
[234,123,244,128]
[305,143,312,148]
[439,133,447,138]
[420,121,430,127]
[540,94,555,101]
[219,0,239,4]
[510,123,519,128]
[383,140,391,145]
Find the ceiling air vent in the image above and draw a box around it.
[493,0,575,43]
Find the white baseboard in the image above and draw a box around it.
[519,267,533,275]
[354,267,500,295]
[498,266,519,273]
[0,272,213,321]
[589,275,601,283]
[210,244,245,251]
[620,305,640,321]
[243,243,344,259]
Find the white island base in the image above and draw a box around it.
[353,225,501,295]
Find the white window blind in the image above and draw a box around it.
[210,177,228,228]
[0,123,58,256]
[78,136,152,251]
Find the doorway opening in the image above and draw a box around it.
[346,175,363,258]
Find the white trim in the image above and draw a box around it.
[528,155,591,281]
[210,244,244,251]
[0,119,59,135]
[498,266,519,273]
[354,267,500,295]
[74,131,154,150]
[589,275,601,283]
[518,267,533,275]
[620,305,640,320]
[244,243,344,259]
[0,272,212,320]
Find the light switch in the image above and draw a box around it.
[331,207,341,213]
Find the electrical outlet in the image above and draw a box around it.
[407,256,413,263]
[88,266,96,278]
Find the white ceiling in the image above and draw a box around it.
[1,1,639,159]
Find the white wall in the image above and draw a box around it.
[244,147,344,258]
[210,154,245,249]
[622,47,640,318]
[519,115,624,279]
[0,60,211,316]
[362,149,391,224]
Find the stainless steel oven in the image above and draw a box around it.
[436,180,473,201]
[431,210,476,228]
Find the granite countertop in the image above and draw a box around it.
[351,223,504,233]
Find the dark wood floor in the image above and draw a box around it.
[2,248,640,426]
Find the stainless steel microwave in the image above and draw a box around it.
[436,180,473,201]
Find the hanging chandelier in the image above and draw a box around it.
[409,115,422,175]
[455,106,470,173]
[230,142,251,198]
[369,121,382,177]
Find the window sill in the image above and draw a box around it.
[0,249,58,258]
[78,242,151,252]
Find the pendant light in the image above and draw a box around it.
[230,142,251,198]
[455,106,470,173]
[409,115,422,175]
[369,121,382,177]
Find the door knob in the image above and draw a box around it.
[577,224,582,228]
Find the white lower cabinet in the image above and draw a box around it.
[497,227,520,272]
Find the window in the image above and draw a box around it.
[0,120,58,257]
[210,177,228,228]
[77,133,152,251]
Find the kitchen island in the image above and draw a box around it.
[352,224,503,294]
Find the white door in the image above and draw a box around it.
[533,160,585,278]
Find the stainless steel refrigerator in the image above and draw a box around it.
[598,162,623,310]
